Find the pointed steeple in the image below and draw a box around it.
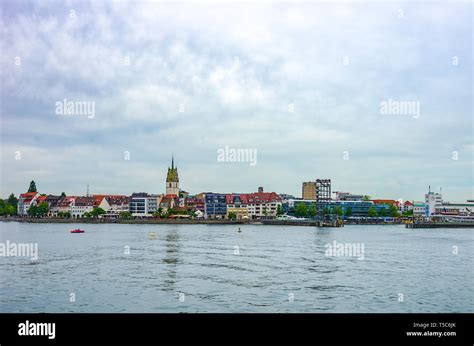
[166,155,179,183]
[166,154,179,195]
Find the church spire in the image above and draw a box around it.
[166,154,179,195]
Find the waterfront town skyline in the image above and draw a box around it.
[2,160,469,209]
[2,154,472,207]
[3,156,472,221]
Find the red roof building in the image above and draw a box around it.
[372,199,400,206]
[36,195,47,204]
[19,192,39,204]
[18,192,40,216]
[225,190,282,219]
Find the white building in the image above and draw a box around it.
[425,189,443,216]
[129,193,163,217]
[245,191,282,218]
[103,195,130,217]
[71,197,94,218]
[413,201,426,216]
[147,194,163,215]
[17,192,40,216]
[194,210,204,219]
[57,196,76,215]
[435,202,474,216]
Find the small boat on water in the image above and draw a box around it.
[70,229,85,233]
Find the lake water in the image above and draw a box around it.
[0,222,472,313]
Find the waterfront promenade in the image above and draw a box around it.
[0,216,391,226]
[2,216,473,228]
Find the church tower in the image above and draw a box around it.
[166,155,179,196]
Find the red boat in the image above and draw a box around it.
[70,229,85,233]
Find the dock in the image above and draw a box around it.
[261,220,344,227]
[406,222,474,229]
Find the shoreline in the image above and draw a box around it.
[0,217,245,225]
[0,217,405,227]
[2,217,472,228]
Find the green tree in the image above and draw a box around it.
[363,195,371,201]
[28,205,38,217]
[345,206,353,217]
[36,202,49,217]
[228,211,237,220]
[6,204,16,215]
[119,211,132,219]
[8,194,18,208]
[0,200,5,216]
[90,207,106,218]
[58,211,71,218]
[368,205,378,217]
[28,181,37,193]
[379,207,387,217]
[334,206,343,218]
[276,205,283,216]
[323,207,330,216]
[295,203,308,217]
[308,204,317,218]
[389,204,399,217]
[61,192,66,197]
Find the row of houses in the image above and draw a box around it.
[18,192,130,218]
[16,167,472,220]
[15,190,435,220]
[128,189,282,219]
[16,187,283,219]
[206,190,282,219]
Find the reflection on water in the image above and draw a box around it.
[162,228,181,291]
[0,222,472,313]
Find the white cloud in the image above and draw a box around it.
[0,0,472,202]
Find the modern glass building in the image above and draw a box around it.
[129,192,148,217]
[204,193,227,219]
[334,201,373,217]
[282,199,373,217]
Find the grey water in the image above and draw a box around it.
[0,222,472,313]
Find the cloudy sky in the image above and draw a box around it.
[0,0,472,202]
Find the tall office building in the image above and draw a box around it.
[302,182,317,200]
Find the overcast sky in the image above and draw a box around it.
[0,0,472,202]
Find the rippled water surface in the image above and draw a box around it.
[0,222,472,312]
